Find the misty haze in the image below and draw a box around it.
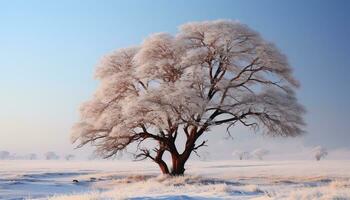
[0,1,349,199]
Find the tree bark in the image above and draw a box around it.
[168,128,200,176]
[157,160,170,174]
[154,128,201,176]
[170,141,194,175]
[170,154,185,175]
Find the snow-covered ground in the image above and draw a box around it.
[0,160,349,200]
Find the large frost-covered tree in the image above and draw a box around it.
[72,20,305,175]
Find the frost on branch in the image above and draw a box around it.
[71,20,305,175]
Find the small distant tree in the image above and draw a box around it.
[45,152,59,160]
[232,150,250,160]
[65,154,75,160]
[312,146,328,161]
[72,20,305,175]
[252,148,269,160]
[87,153,97,160]
[27,153,37,160]
[0,151,10,160]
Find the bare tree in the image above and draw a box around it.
[72,20,305,175]
[312,146,328,161]
[0,151,10,160]
[27,153,37,160]
[252,148,269,160]
[45,152,59,160]
[65,154,75,160]
[232,150,250,160]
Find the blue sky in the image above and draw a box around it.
[0,0,349,158]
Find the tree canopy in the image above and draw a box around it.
[72,20,305,175]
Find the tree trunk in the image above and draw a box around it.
[157,160,170,174]
[170,143,194,175]
[168,132,198,176]
[170,154,185,175]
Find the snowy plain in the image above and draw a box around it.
[0,160,349,200]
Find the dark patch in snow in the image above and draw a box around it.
[21,172,89,179]
[274,180,297,184]
[197,178,243,186]
[130,195,223,200]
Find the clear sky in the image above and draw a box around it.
[0,0,349,159]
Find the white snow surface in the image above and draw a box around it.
[0,160,349,200]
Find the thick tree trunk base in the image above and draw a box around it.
[156,159,186,176]
[170,170,185,176]
[170,156,186,176]
[155,149,192,176]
